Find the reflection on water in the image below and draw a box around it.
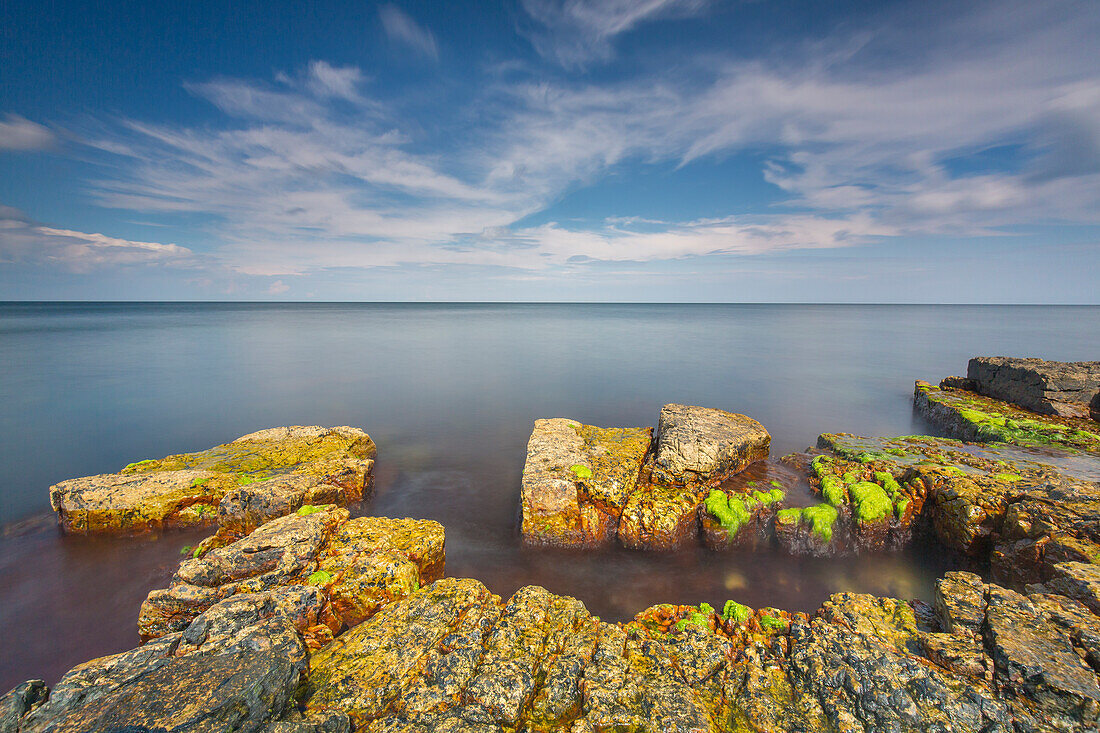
[1,302,1097,689]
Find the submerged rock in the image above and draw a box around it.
[50,425,376,535]
[968,356,1100,420]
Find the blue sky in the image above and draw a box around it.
[1,0,1098,302]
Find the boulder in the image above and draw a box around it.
[968,357,1100,419]
[50,425,375,534]
[139,507,444,641]
[520,418,651,548]
[15,586,321,733]
[649,404,770,486]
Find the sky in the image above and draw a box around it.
[0,0,1098,302]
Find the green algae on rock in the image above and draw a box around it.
[916,380,1100,454]
[49,425,376,535]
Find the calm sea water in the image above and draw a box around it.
[2,302,1098,689]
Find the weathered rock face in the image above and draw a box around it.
[9,585,322,733]
[618,405,771,550]
[297,571,1100,732]
[519,406,772,551]
[138,507,445,641]
[50,425,376,535]
[915,380,1100,455]
[650,404,771,486]
[519,418,651,548]
[968,356,1100,419]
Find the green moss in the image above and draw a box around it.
[704,489,752,538]
[308,570,334,585]
[775,507,802,526]
[874,471,902,499]
[810,455,830,478]
[296,504,325,516]
[192,546,203,558]
[569,464,593,479]
[994,472,1022,483]
[722,600,753,625]
[122,459,156,473]
[180,545,193,556]
[235,473,261,486]
[752,488,784,506]
[769,479,783,489]
[848,481,892,523]
[895,497,910,518]
[802,504,838,542]
[674,603,714,631]
[820,475,847,507]
[760,613,788,631]
[192,503,212,517]
[189,476,214,489]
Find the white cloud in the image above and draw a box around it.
[0,114,56,151]
[521,0,711,67]
[267,279,290,295]
[0,207,195,272]
[306,61,365,101]
[64,0,1100,279]
[379,5,439,60]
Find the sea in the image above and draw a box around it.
[1,302,1098,689]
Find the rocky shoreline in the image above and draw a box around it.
[4,357,1100,732]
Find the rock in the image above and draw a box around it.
[649,403,770,486]
[941,375,978,391]
[1045,562,1100,617]
[968,357,1100,419]
[934,571,986,635]
[519,418,651,548]
[139,507,444,641]
[50,425,375,534]
[0,681,47,733]
[139,504,348,639]
[314,516,445,628]
[1092,392,1100,423]
[18,586,320,733]
[984,584,1100,726]
[617,481,702,550]
[915,380,1100,455]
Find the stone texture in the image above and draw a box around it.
[968,357,1100,419]
[650,403,770,486]
[139,508,444,641]
[520,418,651,548]
[0,681,47,733]
[50,425,375,535]
[15,586,320,733]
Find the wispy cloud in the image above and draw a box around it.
[0,114,56,151]
[378,5,439,61]
[54,0,1100,282]
[0,206,195,272]
[521,0,712,67]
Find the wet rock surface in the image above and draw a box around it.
[49,425,376,535]
[968,356,1100,419]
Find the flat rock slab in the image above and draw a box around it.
[50,425,376,534]
[969,357,1100,419]
[520,418,651,548]
[138,507,445,640]
[915,381,1100,455]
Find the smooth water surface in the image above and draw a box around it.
[2,302,1098,689]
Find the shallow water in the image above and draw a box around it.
[1,302,1098,690]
